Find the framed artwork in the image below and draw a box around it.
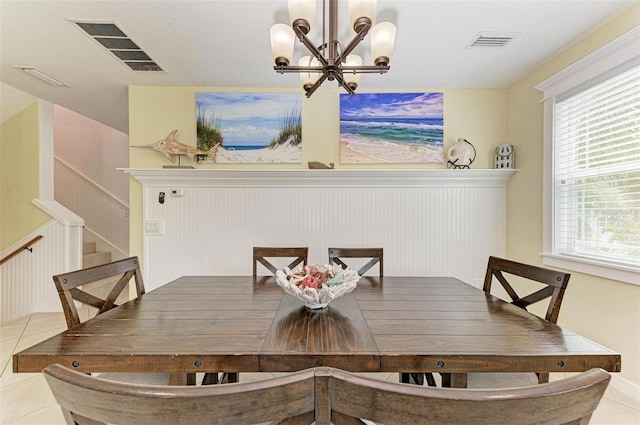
[196,92,302,163]
[340,93,444,164]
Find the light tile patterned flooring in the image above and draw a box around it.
[2,313,639,424]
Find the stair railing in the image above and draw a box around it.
[0,235,43,266]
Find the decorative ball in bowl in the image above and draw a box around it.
[275,264,360,309]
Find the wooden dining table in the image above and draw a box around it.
[13,275,621,387]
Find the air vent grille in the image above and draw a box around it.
[467,32,520,49]
[14,66,69,86]
[72,20,164,71]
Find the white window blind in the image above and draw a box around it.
[553,65,640,269]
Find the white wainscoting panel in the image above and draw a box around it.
[0,221,68,323]
[124,169,516,292]
[55,157,129,254]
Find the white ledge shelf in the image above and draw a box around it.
[121,168,518,188]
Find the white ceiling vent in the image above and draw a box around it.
[71,20,164,71]
[14,66,68,86]
[467,32,520,49]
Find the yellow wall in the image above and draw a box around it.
[128,6,639,386]
[129,87,506,169]
[0,101,50,251]
[506,5,640,385]
[129,86,507,262]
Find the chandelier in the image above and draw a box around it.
[270,0,396,97]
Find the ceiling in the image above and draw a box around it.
[1,0,636,134]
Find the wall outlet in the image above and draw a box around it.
[170,188,185,196]
[144,219,164,235]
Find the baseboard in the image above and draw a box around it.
[610,374,640,402]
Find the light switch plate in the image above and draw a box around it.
[144,219,164,235]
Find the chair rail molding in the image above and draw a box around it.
[122,168,517,292]
[121,168,517,187]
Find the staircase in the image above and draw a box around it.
[82,241,111,269]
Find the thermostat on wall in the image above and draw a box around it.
[170,188,185,196]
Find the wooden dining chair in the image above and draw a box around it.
[483,255,571,324]
[405,256,572,388]
[44,364,610,425]
[43,363,318,425]
[325,367,610,425]
[328,247,383,276]
[466,255,572,387]
[52,257,171,385]
[253,246,308,276]
[52,256,146,330]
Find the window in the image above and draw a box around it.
[555,67,639,266]
[537,27,640,285]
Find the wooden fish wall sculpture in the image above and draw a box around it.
[132,130,220,163]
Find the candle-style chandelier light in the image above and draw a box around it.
[270,0,396,97]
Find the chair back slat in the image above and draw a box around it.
[512,285,555,310]
[97,270,134,314]
[483,256,570,323]
[68,288,108,311]
[256,257,279,275]
[45,365,609,425]
[53,257,145,329]
[253,247,308,276]
[328,248,383,276]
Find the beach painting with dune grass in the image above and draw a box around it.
[340,93,444,163]
[196,92,302,163]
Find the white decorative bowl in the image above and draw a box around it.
[275,264,359,309]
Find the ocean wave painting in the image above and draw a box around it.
[340,93,444,164]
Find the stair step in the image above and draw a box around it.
[83,251,112,269]
[83,241,97,255]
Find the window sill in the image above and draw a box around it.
[542,253,639,286]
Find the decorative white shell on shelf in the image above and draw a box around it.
[446,138,476,169]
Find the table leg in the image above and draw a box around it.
[202,372,239,385]
[449,373,468,388]
[201,372,219,385]
[169,372,187,385]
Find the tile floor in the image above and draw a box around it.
[2,313,639,424]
